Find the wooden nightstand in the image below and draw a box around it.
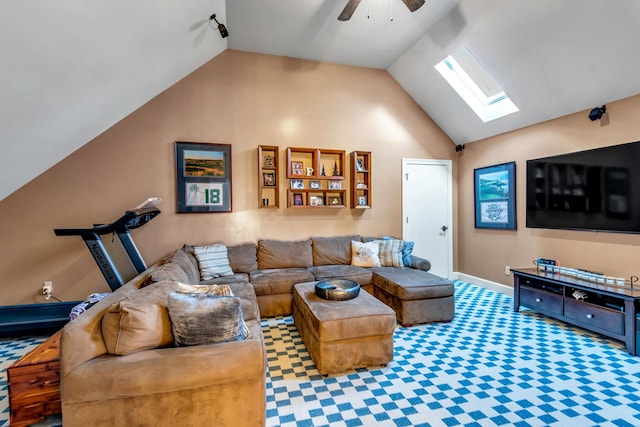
[8,330,62,427]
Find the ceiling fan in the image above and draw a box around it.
[338,0,425,21]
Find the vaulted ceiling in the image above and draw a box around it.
[2,0,640,201]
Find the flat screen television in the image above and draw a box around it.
[526,141,640,233]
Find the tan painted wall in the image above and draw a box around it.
[458,94,640,285]
[0,50,456,305]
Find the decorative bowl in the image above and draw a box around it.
[315,279,360,301]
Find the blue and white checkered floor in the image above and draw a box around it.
[2,281,640,427]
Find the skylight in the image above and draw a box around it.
[435,45,518,123]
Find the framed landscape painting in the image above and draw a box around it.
[474,161,516,229]
[175,141,232,213]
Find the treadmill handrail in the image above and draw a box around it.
[54,207,160,236]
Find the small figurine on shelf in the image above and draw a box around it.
[321,165,326,176]
[332,161,339,176]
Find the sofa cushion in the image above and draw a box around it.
[311,235,361,266]
[168,293,248,346]
[401,241,415,266]
[101,301,173,356]
[227,282,260,322]
[151,261,189,284]
[200,273,250,286]
[351,240,381,267]
[171,249,200,285]
[371,268,454,300]
[257,239,313,269]
[249,268,315,296]
[193,244,234,280]
[308,265,372,286]
[227,243,259,273]
[378,238,404,267]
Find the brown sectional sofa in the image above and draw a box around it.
[60,235,454,426]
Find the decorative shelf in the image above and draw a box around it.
[350,151,371,209]
[258,145,279,208]
[286,147,346,208]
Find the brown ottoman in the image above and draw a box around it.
[372,268,455,326]
[292,281,396,375]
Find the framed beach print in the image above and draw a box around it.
[474,162,516,229]
[175,141,232,213]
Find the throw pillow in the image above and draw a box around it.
[401,240,415,266]
[168,293,248,347]
[382,235,415,267]
[378,238,405,267]
[102,301,174,356]
[176,282,233,296]
[350,240,381,268]
[193,244,234,280]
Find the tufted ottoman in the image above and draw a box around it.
[292,281,396,375]
[372,268,455,326]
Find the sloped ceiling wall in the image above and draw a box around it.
[0,0,227,201]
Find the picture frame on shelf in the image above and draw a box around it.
[291,161,304,175]
[263,172,275,187]
[290,179,304,189]
[474,161,516,230]
[293,193,304,206]
[175,141,231,213]
[263,155,275,168]
[328,180,341,189]
[309,195,324,206]
[357,195,368,206]
[328,196,342,206]
[309,180,321,189]
[356,158,365,171]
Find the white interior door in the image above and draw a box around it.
[402,159,453,278]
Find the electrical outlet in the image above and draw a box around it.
[43,281,53,295]
[505,266,511,276]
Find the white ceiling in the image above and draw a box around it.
[2,0,640,201]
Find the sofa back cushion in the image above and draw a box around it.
[150,261,190,284]
[171,249,200,284]
[227,243,258,273]
[257,239,313,269]
[311,235,361,266]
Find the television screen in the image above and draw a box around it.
[526,141,640,233]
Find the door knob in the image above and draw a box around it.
[441,225,448,232]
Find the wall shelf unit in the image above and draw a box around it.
[258,145,279,208]
[350,151,371,209]
[286,147,346,208]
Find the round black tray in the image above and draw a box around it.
[315,279,360,301]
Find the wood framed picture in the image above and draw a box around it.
[263,172,275,187]
[356,158,365,171]
[175,141,231,213]
[328,196,342,206]
[328,180,341,189]
[290,179,304,189]
[263,155,275,168]
[291,161,304,175]
[309,195,324,206]
[357,195,367,206]
[474,161,516,229]
[293,193,304,206]
[310,180,321,189]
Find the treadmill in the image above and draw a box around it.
[54,198,161,291]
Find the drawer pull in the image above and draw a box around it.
[535,298,542,303]
[586,314,594,319]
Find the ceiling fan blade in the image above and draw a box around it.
[338,0,362,21]
[401,0,426,13]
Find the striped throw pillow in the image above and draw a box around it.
[193,244,234,280]
[378,238,404,267]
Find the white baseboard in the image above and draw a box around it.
[451,272,514,297]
